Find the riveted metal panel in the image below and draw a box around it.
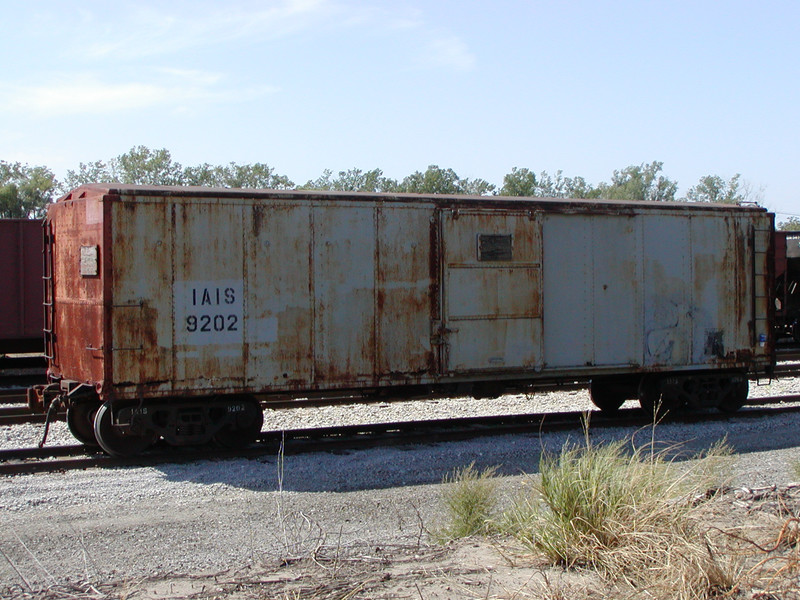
[376,205,436,378]
[589,216,642,366]
[687,215,746,365]
[542,215,592,368]
[542,214,642,368]
[110,201,174,385]
[171,200,246,389]
[46,193,106,386]
[642,215,692,367]
[313,204,376,383]
[245,202,313,388]
[447,266,541,319]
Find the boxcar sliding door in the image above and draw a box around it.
[440,210,543,373]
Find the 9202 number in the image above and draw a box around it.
[186,314,239,333]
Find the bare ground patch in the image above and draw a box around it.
[5,485,800,600]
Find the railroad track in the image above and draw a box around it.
[0,388,27,405]
[0,355,46,373]
[0,405,50,426]
[2,368,799,427]
[0,354,47,385]
[772,361,800,377]
[776,347,800,361]
[2,393,799,477]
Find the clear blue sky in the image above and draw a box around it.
[2,1,798,223]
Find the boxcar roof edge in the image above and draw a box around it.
[57,183,770,214]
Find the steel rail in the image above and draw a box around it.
[1,373,799,426]
[2,394,800,477]
[0,405,52,426]
[775,348,800,361]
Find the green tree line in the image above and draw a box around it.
[2,145,793,228]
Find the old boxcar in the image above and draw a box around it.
[30,184,774,455]
[0,219,44,355]
[775,230,800,343]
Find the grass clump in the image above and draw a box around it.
[527,438,711,566]
[516,436,737,598]
[440,431,740,599]
[435,462,500,541]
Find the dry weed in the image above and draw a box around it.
[435,462,500,542]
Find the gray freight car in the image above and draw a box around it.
[29,184,774,455]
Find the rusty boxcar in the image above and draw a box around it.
[0,219,44,355]
[775,230,800,343]
[29,184,774,455]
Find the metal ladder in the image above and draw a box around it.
[41,219,55,364]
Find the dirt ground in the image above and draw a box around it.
[0,539,618,599]
[11,485,800,600]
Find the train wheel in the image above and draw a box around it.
[638,376,671,419]
[717,376,749,413]
[66,402,100,447]
[214,397,264,448]
[93,402,156,457]
[589,379,631,413]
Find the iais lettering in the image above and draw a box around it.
[191,287,236,307]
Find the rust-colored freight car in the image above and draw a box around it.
[0,219,44,354]
[30,184,774,455]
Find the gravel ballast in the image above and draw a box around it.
[1,376,800,593]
